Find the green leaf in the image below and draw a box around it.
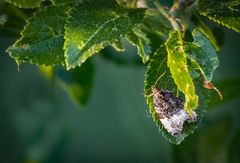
[191,14,220,51]
[64,0,146,69]
[184,29,219,82]
[144,45,179,144]
[144,45,208,144]
[141,9,172,53]
[56,60,94,106]
[198,0,240,32]
[198,0,240,17]
[165,30,198,114]
[142,9,172,37]
[50,0,77,5]
[111,40,125,52]
[6,5,69,66]
[4,0,44,8]
[126,27,151,63]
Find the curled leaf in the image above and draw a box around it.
[165,30,198,114]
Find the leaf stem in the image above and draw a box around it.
[153,0,180,30]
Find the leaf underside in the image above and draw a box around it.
[184,29,219,82]
[126,27,151,63]
[191,14,220,51]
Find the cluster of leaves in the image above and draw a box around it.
[1,0,240,144]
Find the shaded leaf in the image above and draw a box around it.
[142,9,172,37]
[40,60,94,106]
[50,0,77,5]
[126,27,151,63]
[4,0,44,8]
[165,30,198,114]
[0,3,26,37]
[64,0,146,69]
[198,0,240,32]
[6,5,69,66]
[56,60,94,106]
[39,65,54,81]
[184,29,219,82]
[191,13,220,51]
[198,0,240,17]
[211,27,225,48]
[141,9,172,53]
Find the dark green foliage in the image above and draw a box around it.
[64,0,146,69]
[56,60,94,106]
[7,5,69,65]
[198,0,240,32]
[1,0,240,144]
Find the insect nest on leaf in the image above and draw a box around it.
[152,86,199,137]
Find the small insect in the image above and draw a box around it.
[151,86,199,137]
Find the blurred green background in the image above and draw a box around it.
[1,28,240,163]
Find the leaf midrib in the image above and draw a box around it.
[67,11,132,61]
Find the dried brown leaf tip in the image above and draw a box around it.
[204,81,223,100]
